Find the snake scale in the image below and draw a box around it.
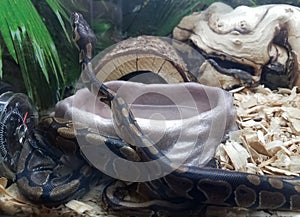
[14,12,300,213]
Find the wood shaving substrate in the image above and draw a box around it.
[0,85,300,217]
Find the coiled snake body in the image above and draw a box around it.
[15,12,300,213]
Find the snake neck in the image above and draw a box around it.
[71,11,115,107]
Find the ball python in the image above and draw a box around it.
[14,12,300,213]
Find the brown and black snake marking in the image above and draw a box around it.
[15,12,300,212]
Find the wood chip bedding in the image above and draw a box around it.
[0,85,299,217]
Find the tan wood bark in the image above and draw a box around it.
[173,2,300,89]
[93,36,192,84]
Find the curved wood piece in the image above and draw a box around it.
[173,2,300,89]
[93,36,192,84]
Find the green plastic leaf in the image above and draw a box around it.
[46,0,71,42]
[94,21,112,33]
[0,44,2,79]
[0,0,66,108]
[0,1,17,63]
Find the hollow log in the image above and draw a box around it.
[92,36,193,84]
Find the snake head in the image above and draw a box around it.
[70,12,96,52]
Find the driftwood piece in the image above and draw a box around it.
[173,2,300,89]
